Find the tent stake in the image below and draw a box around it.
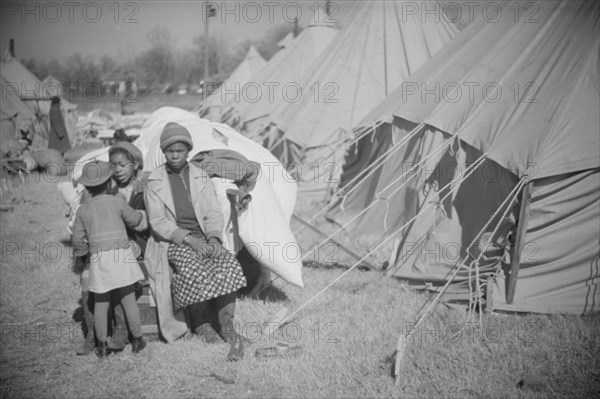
[506,181,533,304]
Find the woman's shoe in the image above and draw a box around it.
[226,333,245,362]
[131,336,147,354]
[195,324,222,344]
[95,341,113,358]
[76,338,95,356]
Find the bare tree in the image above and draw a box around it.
[135,25,175,85]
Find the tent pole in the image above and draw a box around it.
[291,214,375,269]
[485,276,494,312]
[506,180,533,304]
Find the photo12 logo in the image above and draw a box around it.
[400,81,540,105]
[397,1,540,24]
[200,1,339,24]
[1,2,140,24]
[206,81,339,105]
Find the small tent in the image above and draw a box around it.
[254,0,459,199]
[276,32,295,49]
[0,74,37,155]
[219,19,338,132]
[327,0,599,314]
[1,51,78,150]
[198,45,266,121]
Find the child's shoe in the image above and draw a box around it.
[107,336,127,351]
[95,341,112,358]
[131,336,146,353]
[76,337,95,356]
[226,333,245,362]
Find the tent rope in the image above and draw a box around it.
[338,123,425,198]
[347,118,389,148]
[334,133,455,235]
[275,154,488,330]
[431,205,438,236]
[363,152,489,269]
[392,175,527,383]
[300,137,459,263]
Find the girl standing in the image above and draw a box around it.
[72,160,147,358]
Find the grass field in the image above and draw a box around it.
[1,171,599,399]
[73,92,204,115]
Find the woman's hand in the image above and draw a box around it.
[186,236,213,257]
[208,237,224,258]
[186,236,224,258]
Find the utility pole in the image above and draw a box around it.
[293,17,299,37]
[325,0,332,17]
[203,0,216,84]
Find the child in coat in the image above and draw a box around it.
[72,161,147,357]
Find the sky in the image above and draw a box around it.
[0,0,354,62]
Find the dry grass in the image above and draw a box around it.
[1,173,599,398]
[74,92,203,115]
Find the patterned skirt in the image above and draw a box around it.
[168,244,246,310]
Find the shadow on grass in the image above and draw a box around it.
[71,295,89,339]
[239,284,288,302]
[237,246,289,303]
[303,260,372,272]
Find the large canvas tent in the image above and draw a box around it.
[0,51,78,150]
[219,20,338,132]
[0,74,37,155]
[255,0,459,198]
[327,0,599,314]
[198,45,266,121]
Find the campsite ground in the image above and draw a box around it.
[1,93,599,398]
[73,92,205,115]
[1,171,599,399]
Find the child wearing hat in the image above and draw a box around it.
[72,161,147,358]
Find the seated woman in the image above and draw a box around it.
[144,122,246,360]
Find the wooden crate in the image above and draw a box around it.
[137,280,159,336]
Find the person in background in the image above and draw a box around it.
[48,96,71,155]
[113,128,134,143]
[144,122,246,361]
[72,161,147,358]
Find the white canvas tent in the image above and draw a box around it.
[71,107,303,288]
[254,0,459,199]
[276,32,295,49]
[0,74,38,155]
[198,45,266,121]
[327,0,599,314]
[219,20,338,132]
[1,51,78,150]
